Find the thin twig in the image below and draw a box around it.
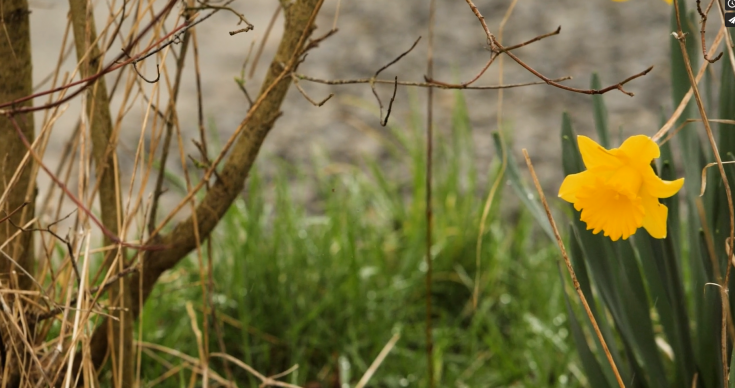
[494,37,652,96]
[369,36,421,126]
[147,21,194,237]
[380,77,398,126]
[33,265,139,322]
[298,74,572,89]
[10,210,81,287]
[673,2,734,383]
[291,74,333,107]
[210,353,301,388]
[301,28,338,54]
[354,334,400,388]
[523,150,625,388]
[463,0,496,49]
[187,1,254,35]
[461,0,650,96]
[651,25,724,142]
[0,0,181,113]
[696,0,723,63]
[426,26,561,87]
[7,115,161,251]
[425,0,435,386]
[332,0,342,30]
[0,202,28,225]
[504,26,561,51]
[715,0,735,79]
[660,118,735,146]
[249,5,281,79]
[132,62,160,84]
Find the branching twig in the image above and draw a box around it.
[461,1,651,96]
[0,0,180,113]
[426,26,561,87]
[652,25,725,142]
[7,115,162,251]
[0,203,28,225]
[463,0,496,50]
[297,74,572,89]
[188,0,254,35]
[33,265,139,322]
[291,74,333,107]
[493,36,653,96]
[697,0,723,63]
[368,36,421,126]
[301,28,338,54]
[9,210,81,286]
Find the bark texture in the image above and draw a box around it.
[0,0,35,385]
[0,0,35,290]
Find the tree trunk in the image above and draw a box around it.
[0,0,36,384]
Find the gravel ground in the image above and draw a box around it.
[26,0,674,212]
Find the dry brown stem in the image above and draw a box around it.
[523,150,626,388]
[85,0,326,375]
[67,0,132,384]
[673,1,734,383]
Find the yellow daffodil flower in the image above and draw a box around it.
[558,135,684,241]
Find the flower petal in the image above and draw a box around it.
[641,195,668,239]
[618,135,660,165]
[559,171,594,203]
[575,180,644,241]
[642,168,684,198]
[578,136,622,171]
[606,165,643,199]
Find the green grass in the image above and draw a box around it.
[138,92,579,387]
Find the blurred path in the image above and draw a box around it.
[27,0,672,209]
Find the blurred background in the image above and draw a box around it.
[28,0,673,203]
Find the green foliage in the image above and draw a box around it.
[137,92,578,387]
[516,8,735,387]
